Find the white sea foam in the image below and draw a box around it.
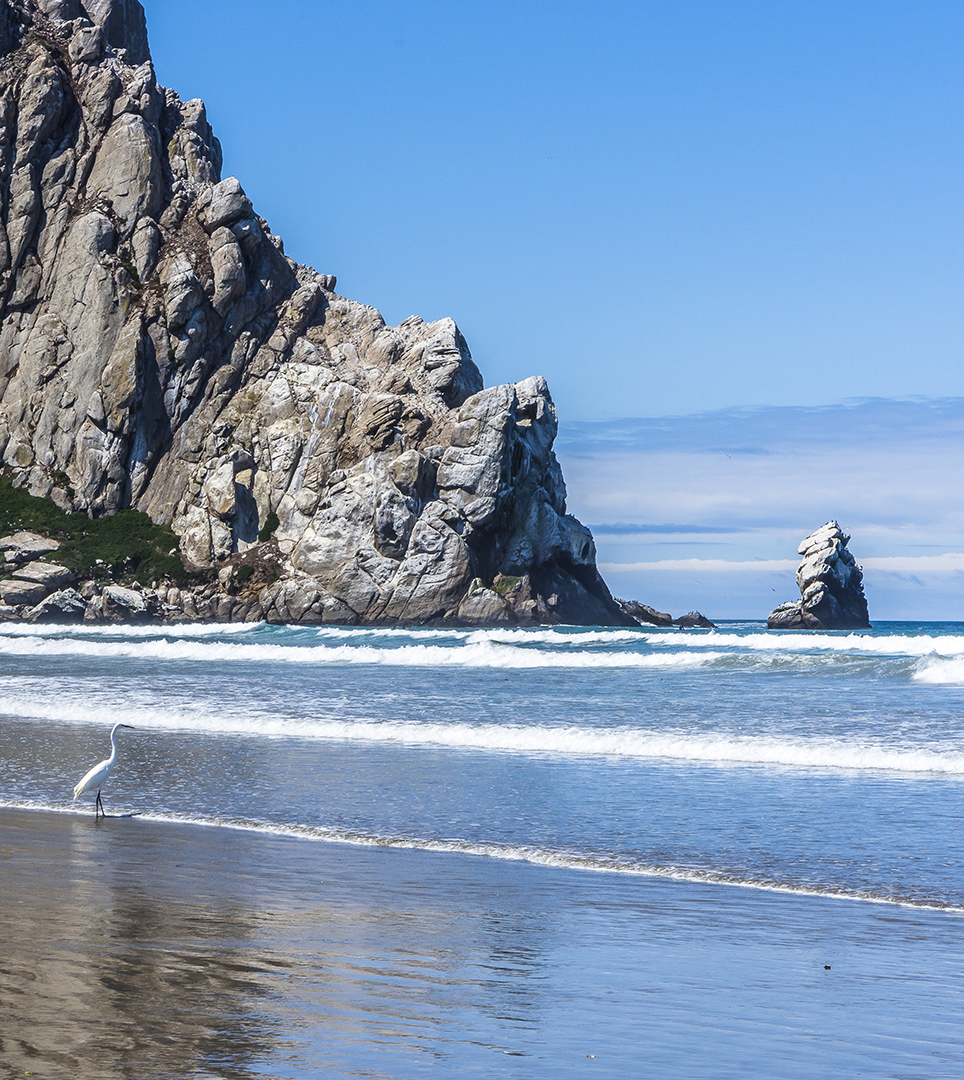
[4,799,962,913]
[0,633,720,669]
[913,656,964,684]
[3,621,960,662]
[0,620,622,644]
[467,627,651,646]
[642,630,964,657]
[0,620,258,639]
[7,692,964,773]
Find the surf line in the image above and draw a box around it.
[4,800,962,915]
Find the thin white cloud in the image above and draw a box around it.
[600,559,797,573]
[862,554,964,572]
[600,553,964,574]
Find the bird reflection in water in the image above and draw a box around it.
[0,811,285,1080]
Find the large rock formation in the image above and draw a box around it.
[767,522,870,630]
[0,0,631,626]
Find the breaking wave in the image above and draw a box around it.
[913,656,964,685]
[0,631,721,669]
[640,630,964,657]
[6,690,964,773]
[2,620,964,686]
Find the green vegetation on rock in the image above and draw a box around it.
[493,575,522,596]
[258,510,280,543]
[0,477,191,584]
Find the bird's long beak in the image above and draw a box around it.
[121,724,135,729]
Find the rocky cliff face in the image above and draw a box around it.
[0,0,631,626]
[767,522,870,630]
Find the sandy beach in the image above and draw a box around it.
[3,805,964,1079]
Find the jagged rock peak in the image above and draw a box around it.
[0,0,631,626]
[767,521,870,631]
[4,1,149,62]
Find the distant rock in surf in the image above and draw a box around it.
[767,522,870,630]
[616,600,716,628]
[617,599,673,627]
[673,610,716,628]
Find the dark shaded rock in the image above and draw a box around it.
[85,0,151,66]
[673,611,716,628]
[767,522,870,630]
[530,560,635,627]
[617,599,673,627]
[0,3,17,61]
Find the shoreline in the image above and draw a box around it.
[5,801,962,915]
[4,805,964,1079]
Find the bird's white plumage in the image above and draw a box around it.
[72,723,133,806]
[73,757,114,799]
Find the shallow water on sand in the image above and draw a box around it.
[3,809,964,1079]
[3,620,964,1076]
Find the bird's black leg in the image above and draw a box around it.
[95,790,103,819]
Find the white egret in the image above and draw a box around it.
[73,723,135,818]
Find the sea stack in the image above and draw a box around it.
[767,522,870,630]
[0,0,632,627]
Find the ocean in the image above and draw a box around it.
[2,620,964,1078]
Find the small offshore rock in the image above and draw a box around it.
[768,521,870,630]
[673,611,716,628]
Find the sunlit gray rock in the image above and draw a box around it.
[26,586,87,622]
[767,522,870,630]
[0,1,631,627]
[0,530,60,563]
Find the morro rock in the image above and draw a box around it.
[767,522,870,630]
[0,0,632,627]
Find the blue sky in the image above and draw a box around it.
[146,1,964,619]
[557,399,964,618]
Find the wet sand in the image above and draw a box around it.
[2,806,964,1079]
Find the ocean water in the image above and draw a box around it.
[3,620,964,1077]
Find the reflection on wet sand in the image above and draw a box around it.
[1,815,283,1079]
[0,810,562,1078]
[5,807,964,1079]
